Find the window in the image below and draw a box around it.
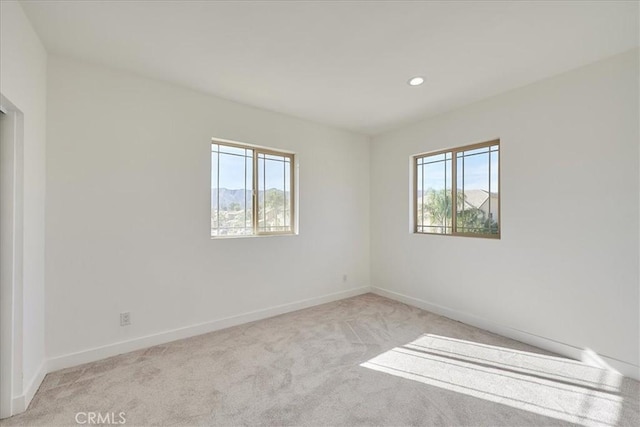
[211,140,294,237]
[414,139,500,238]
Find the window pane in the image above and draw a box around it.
[490,150,499,228]
[423,153,446,163]
[211,145,253,236]
[257,153,291,233]
[418,225,453,234]
[218,145,247,156]
[460,146,490,157]
[263,153,288,161]
[456,146,499,235]
[284,158,291,227]
[211,151,219,232]
[417,153,452,234]
[245,155,253,232]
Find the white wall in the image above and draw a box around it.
[371,49,639,372]
[0,0,47,407]
[46,56,370,362]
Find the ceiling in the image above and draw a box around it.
[21,1,639,135]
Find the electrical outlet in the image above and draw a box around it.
[120,312,131,326]
[343,274,348,282]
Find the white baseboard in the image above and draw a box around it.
[10,360,47,415]
[24,361,47,408]
[10,396,25,415]
[47,286,372,373]
[371,286,640,381]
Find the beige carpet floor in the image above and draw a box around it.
[1,293,638,426]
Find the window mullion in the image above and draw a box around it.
[414,158,420,234]
[488,149,491,234]
[452,150,457,235]
[262,153,266,231]
[290,157,295,232]
[252,149,258,235]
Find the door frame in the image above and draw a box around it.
[0,93,24,419]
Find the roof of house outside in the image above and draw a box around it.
[462,189,498,210]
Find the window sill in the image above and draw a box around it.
[413,231,500,240]
[210,232,298,240]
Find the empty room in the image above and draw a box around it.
[0,0,639,426]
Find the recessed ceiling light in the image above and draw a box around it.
[408,76,425,86]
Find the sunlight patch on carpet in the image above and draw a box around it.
[361,334,622,427]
